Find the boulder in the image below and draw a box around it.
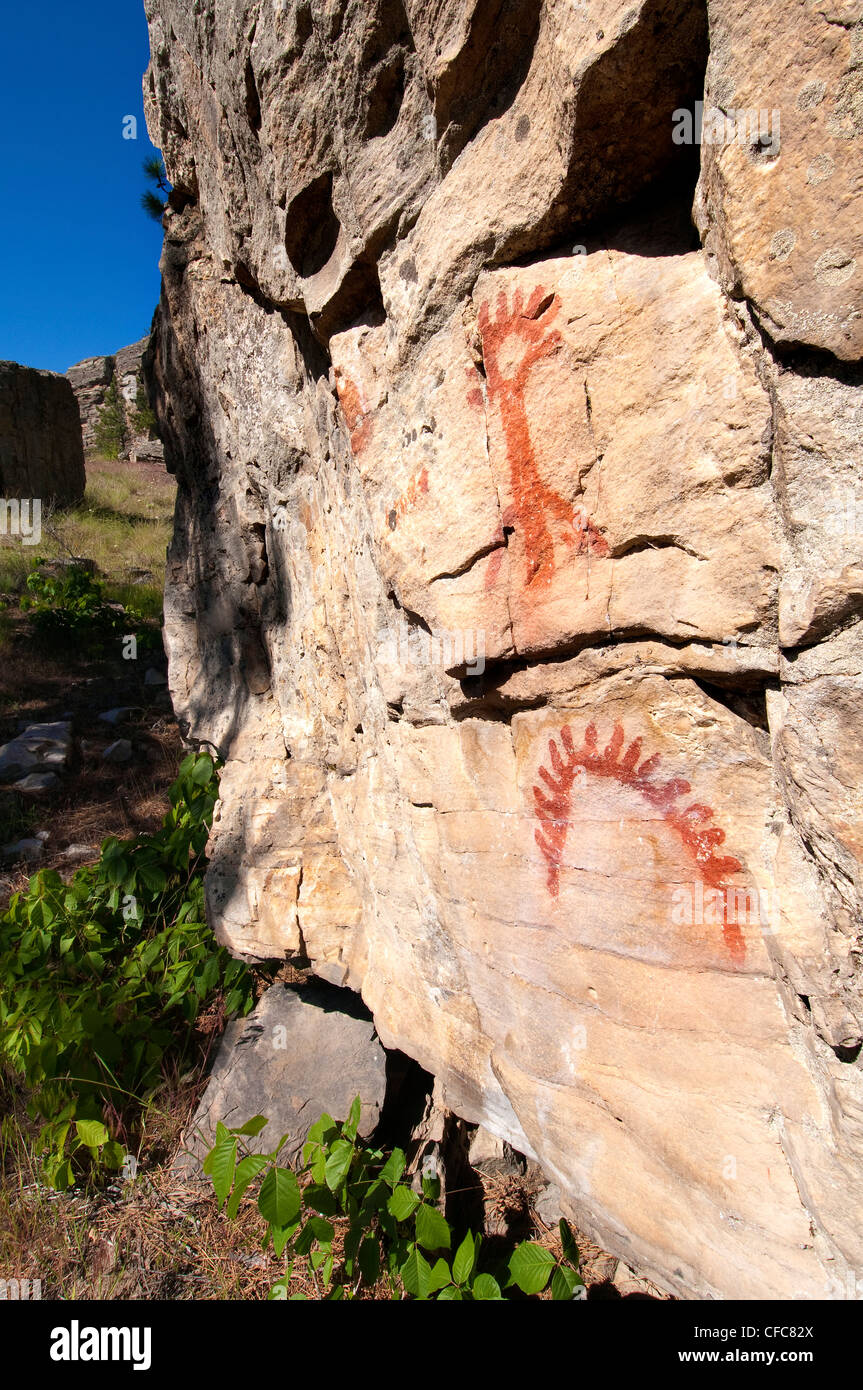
[0,363,85,507]
[695,0,863,359]
[13,773,59,796]
[1,838,44,864]
[174,982,388,1173]
[64,356,114,452]
[102,739,133,764]
[0,722,72,784]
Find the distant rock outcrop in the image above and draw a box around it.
[0,362,85,507]
[66,337,164,463]
[65,355,114,453]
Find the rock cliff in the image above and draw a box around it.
[67,337,164,462]
[0,362,85,507]
[142,0,863,1299]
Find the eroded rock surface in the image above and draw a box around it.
[143,0,863,1299]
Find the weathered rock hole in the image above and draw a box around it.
[363,49,407,138]
[692,678,770,731]
[535,0,708,252]
[372,1050,434,1149]
[749,133,780,164]
[284,172,341,279]
[244,57,262,134]
[311,259,386,344]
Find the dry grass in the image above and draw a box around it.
[0,1044,623,1303]
[0,1071,287,1301]
[0,457,175,606]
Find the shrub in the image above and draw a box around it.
[0,753,255,1189]
[93,376,128,461]
[131,376,157,436]
[20,558,155,655]
[205,1101,586,1301]
[141,156,170,222]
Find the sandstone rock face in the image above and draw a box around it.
[144,0,863,1299]
[695,0,863,359]
[0,363,85,507]
[66,337,164,462]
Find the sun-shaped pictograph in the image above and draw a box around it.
[532,721,746,964]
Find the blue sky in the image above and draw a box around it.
[0,1,165,373]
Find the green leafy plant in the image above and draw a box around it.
[0,753,255,1189]
[205,1101,585,1301]
[93,375,128,460]
[131,376,157,435]
[141,156,170,222]
[21,558,154,654]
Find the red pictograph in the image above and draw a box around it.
[388,466,429,531]
[532,722,746,963]
[476,285,609,587]
[335,372,373,455]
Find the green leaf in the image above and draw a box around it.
[421,1172,441,1203]
[471,1273,504,1300]
[137,864,168,894]
[307,1216,335,1247]
[551,1265,585,1300]
[209,1138,238,1207]
[271,1221,300,1257]
[388,1185,420,1222]
[190,754,214,785]
[358,1235,381,1284]
[400,1244,432,1299]
[437,1285,463,1300]
[358,1176,389,1217]
[74,1118,108,1148]
[258,1166,301,1227]
[294,1221,318,1257]
[379,1147,406,1188]
[452,1231,476,1285]
[343,1222,363,1277]
[415,1202,451,1252]
[308,1147,327,1184]
[343,1094,362,1139]
[305,1113,336,1147]
[508,1242,556,1295]
[304,1183,339,1218]
[102,1142,125,1170]
[324,1138,354,1192]
[427,1257,452,1293]
[559,1217,580,1266]
[234,1115,269,1138]
[226,1154,270,1219]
